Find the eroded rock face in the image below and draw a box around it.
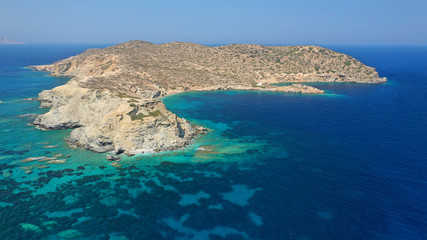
[33,84,197,154]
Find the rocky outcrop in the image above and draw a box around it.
[30,40,386,154]
[185,83,325,94]
[274,84,324,94]
[33,84,198,154]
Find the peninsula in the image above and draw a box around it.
[29,41,386,155]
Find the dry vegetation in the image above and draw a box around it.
[38,40,385,98]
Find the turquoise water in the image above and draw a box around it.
[1,45,426,239]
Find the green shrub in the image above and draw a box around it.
[131,113,146,121]
[131,110,162,121]
[117,93,140,99]
[149,110,162,117]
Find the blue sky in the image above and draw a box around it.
[1,0,426,45]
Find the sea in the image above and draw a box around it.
[0,44,426,240]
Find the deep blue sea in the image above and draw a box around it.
[0,44,426,240]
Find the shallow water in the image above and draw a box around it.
[0,44,426,239]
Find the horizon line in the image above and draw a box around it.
[3,41,427,47]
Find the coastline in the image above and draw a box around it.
[3,43,426,240]
[27,41,386,155]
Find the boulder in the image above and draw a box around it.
[106,155,121,161]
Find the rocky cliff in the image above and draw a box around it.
[29,40,386,154]
[33,82,201,154]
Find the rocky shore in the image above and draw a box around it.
[32,83,205,155]
[29,40,386,155]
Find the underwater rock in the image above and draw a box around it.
[57,229,83,239]
[37,165,50,169]
[110,162,122,167]
[222,184,261,206]
[2,169,11,177]
[249,212,263,226]
[20,223,42,233]
[18,113,38,119]
[197,126,209,133]
[0,201,13,208]
[38,157,58,162]
[107,155,121,161]
[46,159,66,164]
[21,156,46,163]
[42,220,57,230]
[43,145,58,149]
[109,232,129,240]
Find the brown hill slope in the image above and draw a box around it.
[31,40,385,98]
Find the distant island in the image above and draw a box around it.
[0,34,25,44]
[28,40,386,155]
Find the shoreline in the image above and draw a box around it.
[26,78,329,156]
[26,71,378,156]
[26,40,386,155]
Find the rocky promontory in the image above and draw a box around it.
[32,82,201,154]
[29,40,386,154]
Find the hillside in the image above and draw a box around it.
[31,40,385,98]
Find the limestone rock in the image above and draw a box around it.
[275,84,325,94]
[33,85,197,155]
[107,155,121,161]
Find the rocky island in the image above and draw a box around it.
[0,34,25,44]
[29,40,386,155]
